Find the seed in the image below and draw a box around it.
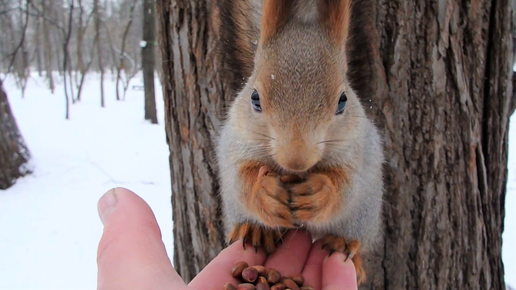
[291,274,305,286]
[242,267,259,283]
[237,283,256,290]
[255,276,270,290]
[270,283,285,290]
[281,278,299,290]
[232,261,249,278]
[224,283,237,290]
[252,265,266,276]
[266,269,281,284]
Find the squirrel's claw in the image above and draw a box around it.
[321,234,365,285]
[228,223,284,254]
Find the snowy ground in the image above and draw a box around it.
[0,73,514,289]
[504,113,516,288]
[0,73,173,289]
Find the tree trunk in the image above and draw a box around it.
[157,0,227,282]
[42,0,55,94]
[361,0,513,288]
[142,0,157,124]
[0,80,31,190]
[94,0,105,107]
[157,0,514,288]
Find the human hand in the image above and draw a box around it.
[97,187,358,290]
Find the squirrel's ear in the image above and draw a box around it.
[318,0,352,46]
[260,0,294,46]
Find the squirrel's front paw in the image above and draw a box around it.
[249,167,294,227]
[322,235,365,285]
[228,223,284,254]
[285,173,341,223]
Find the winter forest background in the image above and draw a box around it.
[0,0,171,288]
[0,0,515,289]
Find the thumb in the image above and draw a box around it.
[97,187,184,289]
[322,252,358,290]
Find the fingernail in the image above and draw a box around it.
[98,188,118,225]
[324,251,347,263]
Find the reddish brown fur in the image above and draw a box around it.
[238,163,294,227]
[286,167,349,222]
[260,0,295,45]
[238,160,262,203]
[318,0,352,45]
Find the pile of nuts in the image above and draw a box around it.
[224,261,313,290]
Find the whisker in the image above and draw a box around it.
[317,139,351,144]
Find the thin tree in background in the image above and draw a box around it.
[142,0,157,124]
[93,0,104,107]
[41,0,55,93]
[74,0,94,102]
[0,79,31,189]
[115,0,137,102]
[62,0,74,119]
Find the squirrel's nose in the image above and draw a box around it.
[274,140,320,172]
[280,158,313,172]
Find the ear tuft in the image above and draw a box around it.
[260,0,295,45]
[318,0,352,45]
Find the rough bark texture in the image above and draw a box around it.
[142,0,158,124]
[157,0,513,288]
[0,80,31,190]
[157,0,229,282]
[361,0,512,288]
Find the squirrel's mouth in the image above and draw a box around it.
[268,161,311,179]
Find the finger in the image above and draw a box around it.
[301,239,327,290]
[97,188,184,290]
[189,240,267,290]
[264,229,312,277]
[322,252,357,290]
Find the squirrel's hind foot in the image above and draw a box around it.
[228,223,285,254]
[322,234,366,285]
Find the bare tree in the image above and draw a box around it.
[115,0,137,101]
[142,0,157,124]
[1,0,30,98]
[71,0,94,102]
[93,0,104,107]
[0,79,31,189]
[157,0,514,289]
[41,0,55,93]
[61,0,74,119]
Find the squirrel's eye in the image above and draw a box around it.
[335,92,348,115]
[251,90,262,112]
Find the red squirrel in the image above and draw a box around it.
[216,0,384,284]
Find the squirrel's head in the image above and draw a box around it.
[234,0,366,173]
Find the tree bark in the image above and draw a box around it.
[94,0,105,107]
[157,0,227,281]
[157,0,513,288]
[361,0,512,288]
[0,80,31,190]
[142,0,157,124]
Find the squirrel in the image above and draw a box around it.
[215,0,384,284]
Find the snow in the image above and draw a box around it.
[0,73,173,289]
[0,72,514,289]
[504,113,516,287]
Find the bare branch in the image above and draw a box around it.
[1,0,30,79]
